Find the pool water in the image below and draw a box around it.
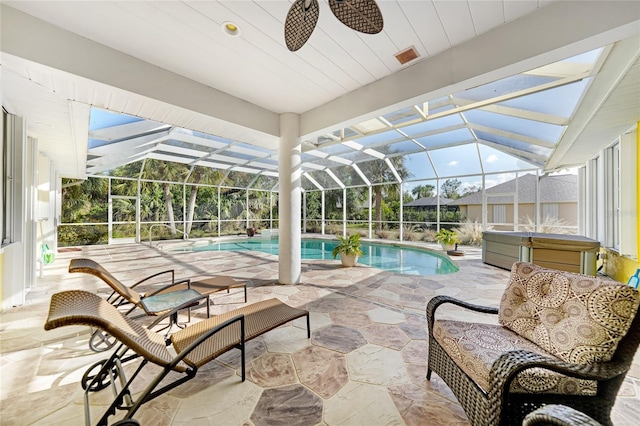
[187,238,458,275]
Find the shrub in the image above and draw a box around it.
[402,224,420,241]
[520,216,572,234]
[326,224,342,235]
[454,220,488,246]
[375,229,390,239]
[422,229,436,242]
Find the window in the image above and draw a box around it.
[493,204,506,223]
[585,158,600,241]
[2,111,25,246]
[606,142,621,250]
[1,111,6,245]
[585,131,636,257]
[542,203,559,221]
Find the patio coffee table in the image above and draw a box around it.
[189,276,247,305]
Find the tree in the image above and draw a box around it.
[441,179,462,199]
[461,185,481,198]
[61,177,108,223]
[140,159,189,236]
[357,156,411,231]
[411,184,435,199]
[185,166,223,235]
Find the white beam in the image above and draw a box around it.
[1,4,280,141]
[300,0,640,139]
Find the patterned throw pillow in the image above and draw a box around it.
[498,262,640,363]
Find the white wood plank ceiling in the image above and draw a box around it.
[1,1,638,179]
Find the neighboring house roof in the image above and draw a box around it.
[405,196,453,207]
[448,174,577,206]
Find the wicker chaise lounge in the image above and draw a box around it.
[69,258,210,351]
[44,290,310,426]
[426,261,640,426]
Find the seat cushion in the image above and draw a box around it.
[433,320,597,395]
[498,262,640,364]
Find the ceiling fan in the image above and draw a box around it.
[284,0,384,52]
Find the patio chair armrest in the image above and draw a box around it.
[169,314,246,370]
[427,295,499,331]
[129,269,176,289]
[144,278,191,297]
[106,290,129,306]
[523,404,604,426]
[485,350,629,425]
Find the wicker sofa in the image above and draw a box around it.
[426,261,640,426]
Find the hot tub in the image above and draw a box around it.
[482,231,600,275]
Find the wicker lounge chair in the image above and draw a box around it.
[426,262,640,426]
[44,289,310,426]
[69,258,209,351]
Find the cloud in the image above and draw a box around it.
[486,154,498,163]
[448,160,458,166]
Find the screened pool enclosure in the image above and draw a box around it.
[60,47,601,246]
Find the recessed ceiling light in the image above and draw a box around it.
[222,21,241,37]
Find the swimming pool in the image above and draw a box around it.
[182,238,458,275]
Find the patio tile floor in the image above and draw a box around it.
[1,238,639,425]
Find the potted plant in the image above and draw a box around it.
[332,234,364,267]
[434,228,459,251]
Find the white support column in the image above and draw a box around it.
[482,175,487,230]
[183,183,187,239]
[107,179,113,245]
[399,182,404,241]
[436,178,441,231]
[278,113,301,285]
[217,187,221,237]
[136,179,141,243]
[535,171,541,232]
[368,186,372,238]
[321,190,325,235]
[270,191,274,229]
[302,191,307,233]
[514,172,520,231]
[342,187,347,236]
[246,189,250,229]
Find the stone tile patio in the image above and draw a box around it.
[1,238,638,425]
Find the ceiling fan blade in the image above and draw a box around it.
[329,0,383,34]
[284,0,320,52]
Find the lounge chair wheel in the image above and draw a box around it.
[81,359,111,392]
[89,327,118,352]
[112,419,140,426]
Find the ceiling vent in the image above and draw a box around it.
[395,46,419,65]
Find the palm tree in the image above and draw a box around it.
[61,177,108,222]
[141,159,189,235]
[185,166,223,235]
[412,184,435,199]
[357,156,410,231]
